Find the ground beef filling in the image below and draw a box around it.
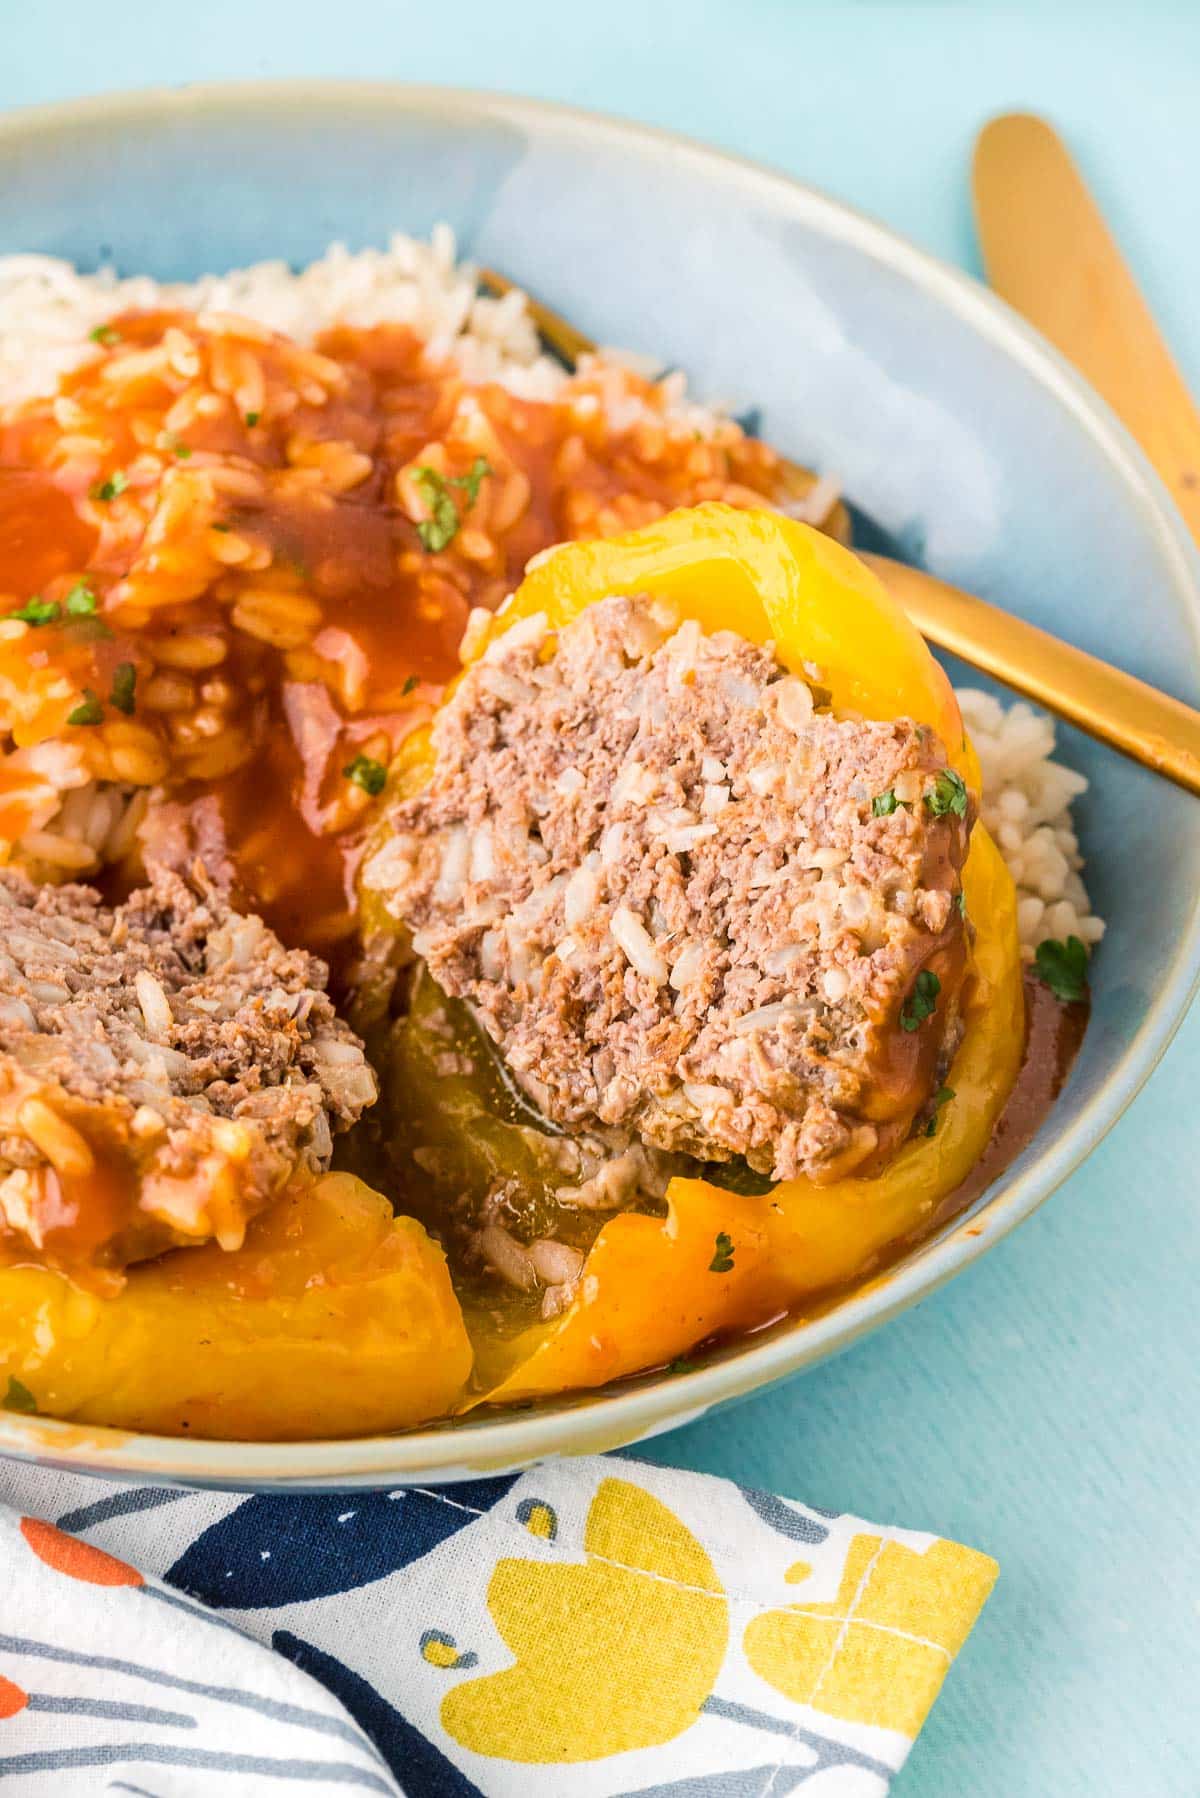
[0,867,377,1286]
[366,594,971,1184]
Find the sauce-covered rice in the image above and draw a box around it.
[0,230,1102,964]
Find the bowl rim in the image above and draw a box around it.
[1,76,1198,1489]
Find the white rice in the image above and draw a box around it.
[958,689,1103,957]
[0,228,1102,958]
[0,225,564,405]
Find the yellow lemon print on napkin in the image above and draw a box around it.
[745,1532,998,1738]
[442,1478,728,1762]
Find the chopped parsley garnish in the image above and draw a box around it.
[9,589,103,632]
[401,674,420,697]
[925,1085,956,1137]
[666,1357,698,1375]
[89,324,120,346]
[160,432,191,459]
[64,581,98,616]
[925,768,969,819]
[955,890,967,919]
[900,968,941,1032]
[414,457,492,553]
[344,754,387,797]
[109,661,137,715]
[872,789,899,817]
[1034,935,1089,1004]
[709,1231,736,1274]
[67,688,104,727]
[456,455,491,507]
[245,410,261,427]
[11,597,60,626]
[3,1376,37,1413]
[413,469,462,553]
[91,470,128,503]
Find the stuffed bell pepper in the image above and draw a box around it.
[359,502,1025,1399]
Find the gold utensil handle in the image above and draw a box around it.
[866,554,1200,796]
[481,262,1200,795]
[974,112,1200,547]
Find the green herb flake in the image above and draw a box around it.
[413,457,492,553]
[344,754,387,797]
[67,688,104,727]
[10,597,60,626]
[413,468,462,553]
[925,768,969,819]
[64,581,98,616]
[925,1084,956,1137]
[3,1376,37,1414]
[89,324,120,347]
[159,432,192,459]
[91,470,128,503]
[872,789,899,817]
[110,661,137,715]
[401,674,420,697]
[666,1357,698,1375]
[1034,935,1089,1004]
[455,454,492,507]
[955,890,968,920]
[709,1231,736,1274]
[211,523,232,533]
[245,411,261,427]
[900,968,941,1033]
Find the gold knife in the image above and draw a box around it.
[974,111,1200,545]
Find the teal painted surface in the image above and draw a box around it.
[4,6,1199,1792]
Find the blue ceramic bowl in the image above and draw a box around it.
[0,83,1197,1488]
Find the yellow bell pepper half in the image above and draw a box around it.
[467,504,1023,1402]
[0,1174,473,1439]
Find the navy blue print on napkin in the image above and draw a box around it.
[274,1630,484,1798]
[167,1476,520,1609]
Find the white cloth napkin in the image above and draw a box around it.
[0,1454,996,1796]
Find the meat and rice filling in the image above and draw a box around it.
[0,867,377,1285]
[365,594,972,1184]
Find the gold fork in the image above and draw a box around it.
[480,267,1200,797]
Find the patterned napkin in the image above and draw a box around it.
[0,1454,996,1796]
